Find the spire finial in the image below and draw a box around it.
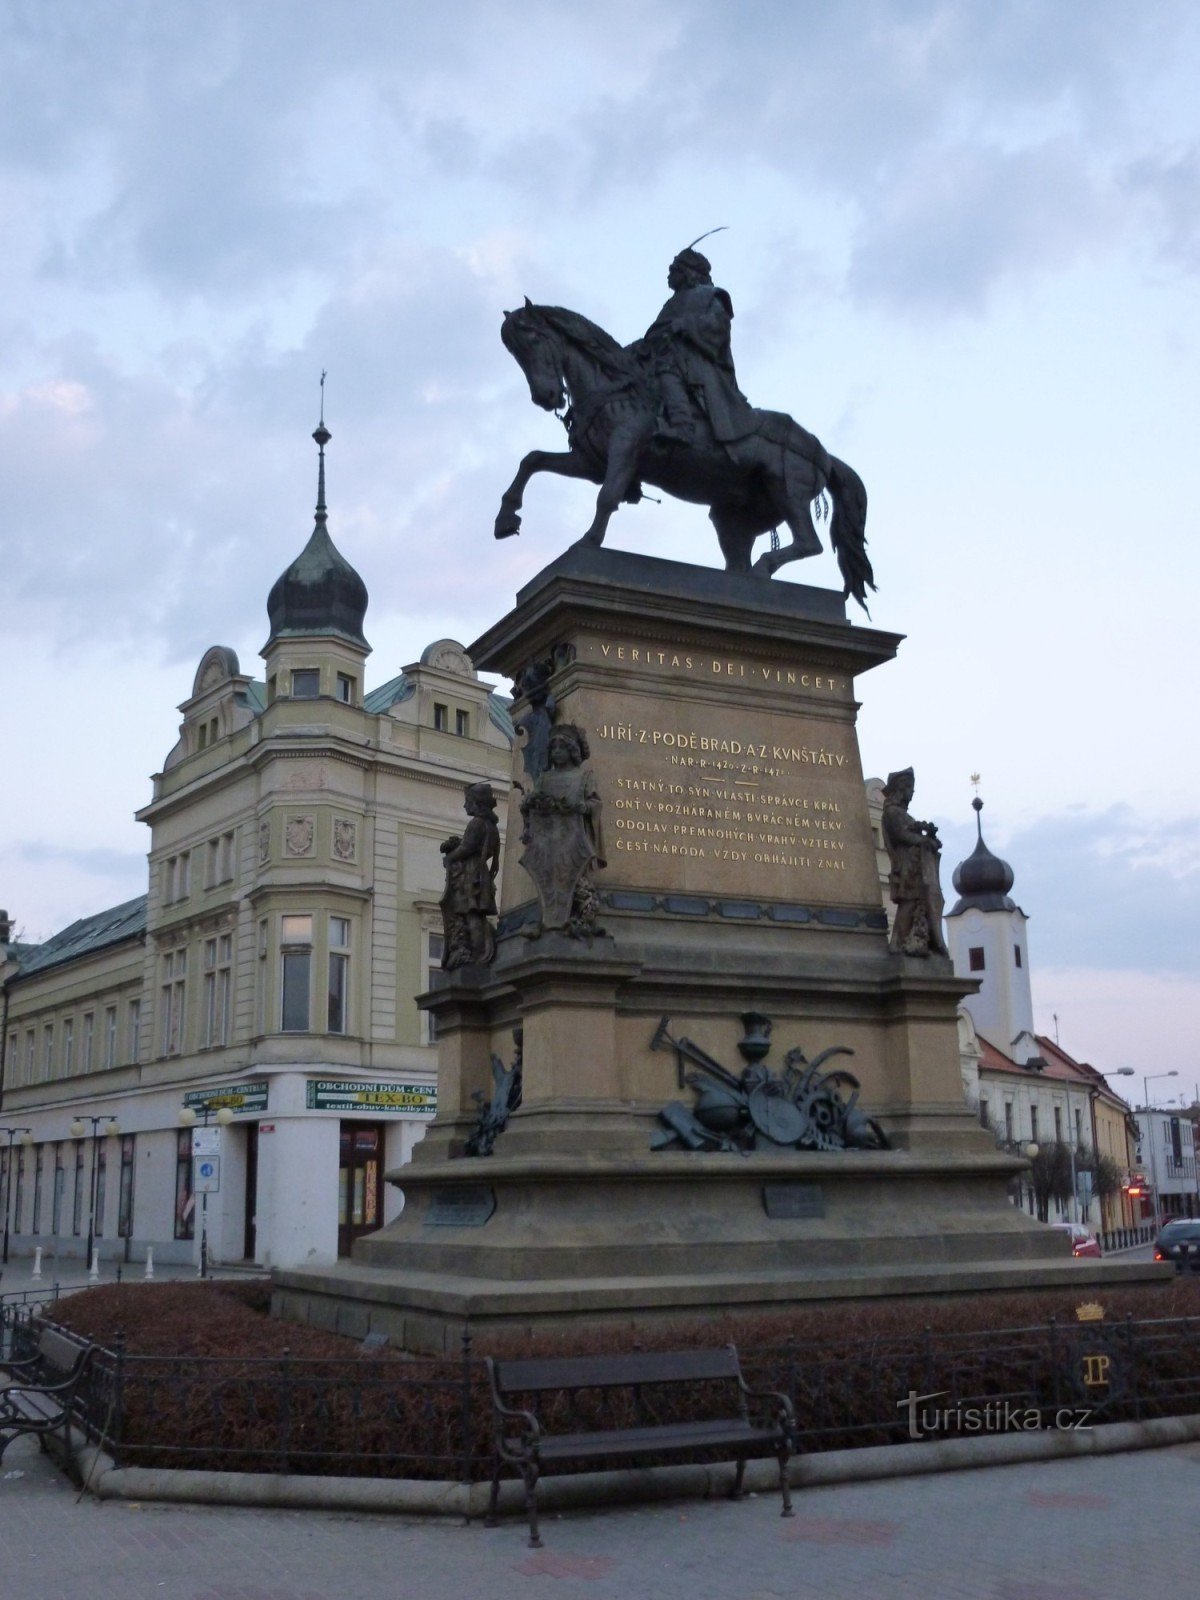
[970,773,983,839]
[312,372,330,522]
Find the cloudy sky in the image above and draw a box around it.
[3,0,1197,1094]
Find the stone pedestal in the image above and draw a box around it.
[274,547,1166,1350]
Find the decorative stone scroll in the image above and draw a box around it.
[650,1011,889,1153]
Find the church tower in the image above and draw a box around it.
[945,797,1037,1062]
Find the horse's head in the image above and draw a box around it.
[501,301,565,414]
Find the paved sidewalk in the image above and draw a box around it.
[2,1429,1198,1600]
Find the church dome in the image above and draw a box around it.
[265,421,369,649]
[949,798,1017,913]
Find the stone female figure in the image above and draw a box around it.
[881,768,948,957]
[519,724,606,939]
[440,782,502,969]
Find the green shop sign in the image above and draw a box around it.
[306,1080,437,1115]
[183,1081,269,1113]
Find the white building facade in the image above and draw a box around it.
[0,425,512,1270]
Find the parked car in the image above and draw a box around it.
[1153,1219,1200,1271]
[1049,1222,1102,1259]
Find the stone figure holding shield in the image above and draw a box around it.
[519,724,606,940]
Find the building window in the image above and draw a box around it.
[31,1145,43,1236]
[968,947,985,972]
[1004,1103,1014,1144]
[82,1013,94,1072]
[104,1005,118,1068]
[1014,944,1022,968]
[328,916,351,1034]
[127,998,141,1062]
[14,1147,26,1233]
[118,1135,136,1239]
[220,830,235,882]
[1054,1106,1063,1142]
[1030,1106,1039,1144]
[978,1097,989,1129]
[336,673,354,704]
[73,1142,85,1236]
[203,934,233,1047]
[281,914,313,1032]
[63,1018,74,1075]
[175,1129,195,1240]
[433,702,449,732]
[206,838,220,888]
[95,1142,107,1239]
[292,668,320,699]
[24,1029,34,1081]
[178,851,191,898]
[455,708,469,737]
[1075,1108,1083,1146]
[42,1023,54,1078]
[52,1144,65,1234]
[161,948,188,1055]
[423,930,444,1044]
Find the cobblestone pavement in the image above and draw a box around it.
[2,1433,1198,1600]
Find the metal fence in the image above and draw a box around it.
[5,1305,1200,1482]
[1100,1223,1155,1252]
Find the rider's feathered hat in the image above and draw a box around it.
[671,226,727,280]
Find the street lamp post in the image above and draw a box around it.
[177,1103,234,1278]
[69,1115,120,1268]
[1141,1070,1179,1227]
[1,1124,32,1264]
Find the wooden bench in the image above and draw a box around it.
[485,1344,795,1545]
[0,1327,97,1464]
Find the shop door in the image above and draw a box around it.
[338,1122,384,1256]
[243,1124,259,1261]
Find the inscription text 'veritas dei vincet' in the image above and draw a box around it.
[596,642,842,694]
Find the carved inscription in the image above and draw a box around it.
[575,639,871,900]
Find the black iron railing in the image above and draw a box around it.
[7,1313,1200,1481]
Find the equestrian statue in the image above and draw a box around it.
[495,243,875,609]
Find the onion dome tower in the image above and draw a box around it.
[262,394,371,707]
[945,794,1036,1058]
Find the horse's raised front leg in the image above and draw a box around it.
[579,413,655,547]
[494,450,597,540]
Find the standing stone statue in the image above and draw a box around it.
[881,768,948,957]
[513,658,558,785]
[519,724,606,940]
[439,782,502,969]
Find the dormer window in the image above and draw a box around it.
[336,673,354,704]
[433,702,449,732]
[292,669,320,699]
[455,708,469,737]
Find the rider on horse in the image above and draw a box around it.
[632,248,757,452]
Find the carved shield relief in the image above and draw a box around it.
[520,811,595,930]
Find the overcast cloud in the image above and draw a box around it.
[2,0,1198,1074]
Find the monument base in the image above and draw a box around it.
[273,548,1169,1352]
[273,1143,1168,1353]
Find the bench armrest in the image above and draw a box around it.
[738,1377,796,1429]
[490,1394,542,1452]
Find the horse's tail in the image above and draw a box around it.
[827,455,875,613]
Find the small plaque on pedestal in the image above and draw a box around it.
[425,1186,497,1227]
[762,1183,825,1220]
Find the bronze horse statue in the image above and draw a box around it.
[495,300,874,608]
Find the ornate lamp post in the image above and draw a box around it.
[1,1124,32,1264]
[177,1103,234,1278]
[69,1114,120,1268]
